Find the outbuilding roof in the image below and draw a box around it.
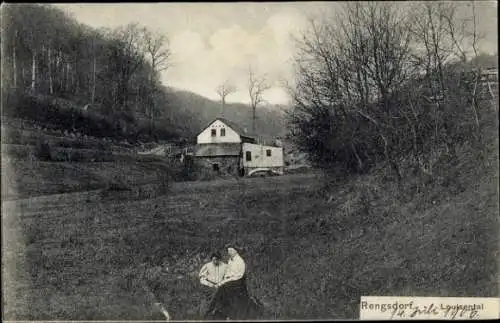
[194,143,242,157]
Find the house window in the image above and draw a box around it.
[266,149,272,157]
[211,129,216,137]
[245,151,252,161]
[213,163,220,171]
[220,128,226,136]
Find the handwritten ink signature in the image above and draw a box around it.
[390,303,480,320]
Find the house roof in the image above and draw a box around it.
[201,117,257,139]
[194,143,241,157]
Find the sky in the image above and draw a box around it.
[54,2,498,105]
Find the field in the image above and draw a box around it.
[2,137,498,320]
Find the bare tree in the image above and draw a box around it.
[142,29,171,76]
[109,23,146,111]
[141,28,171,134]
[216,81,236,116]
[340,2,413,179]
[289,0,486,181]
[289,2,416,179]
[248,66,270,134]
[91,35,97,105]
[467,1,483,127]
[468,1,481,60]
[30,37,38,93]
[409,0,483,149]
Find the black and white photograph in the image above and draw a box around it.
[1,1,498,321]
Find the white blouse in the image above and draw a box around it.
[199,262,227,287]
[223,254,246,283]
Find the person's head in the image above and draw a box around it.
[210,252,222,265]
[227,247,238,259]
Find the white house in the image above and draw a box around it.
[194,117,284,177]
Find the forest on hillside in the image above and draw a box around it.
[1,4,203,142]
[1,4,288,144]
[167,89,287,139]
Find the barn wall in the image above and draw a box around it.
[195,156,241,178]
[197,120,241,144]
[241,143,284,168]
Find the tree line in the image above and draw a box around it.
[1,3,188,142]
[288,1,498,180]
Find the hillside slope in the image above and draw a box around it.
[2,133,497,320]
[1,84,291,200]
[165,88,288,139]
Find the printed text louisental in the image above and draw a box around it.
[360,300,485,319]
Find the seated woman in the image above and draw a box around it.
[204,247,263,320]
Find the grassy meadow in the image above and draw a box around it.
[2,137,498,320]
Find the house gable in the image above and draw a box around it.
[197,119,242,144]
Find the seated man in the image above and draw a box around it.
[198,252,226,318]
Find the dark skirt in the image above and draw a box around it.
[199,285,217,318]
[204,276,263,320]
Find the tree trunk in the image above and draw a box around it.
[351,141,364,172]
[48,47,54,94]
[92,46,96,104]
[65,62,70,92]
[113,82,119,112]
[31,50,37,93]
[150,75,155,137]
[75,73,79,95]
[21,65,25,89]
[12,46,17,89]
[470,71,480,128]
[72,56,77,94]
[252,106,256,134]
[150,57,158,139]
[56,50,61,69]
[134,89,139,112]
[381,133,402,181]
[58,51,63,92]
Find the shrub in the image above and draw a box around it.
[105,172,131,192]
[1,127,22,144]
[157,171,171,193]
[176,156,200,182]
[47,147,115,162]
[35,139,52,161]
[4,93,181,144]
[2,144,35,160]
[134,182,170,199]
